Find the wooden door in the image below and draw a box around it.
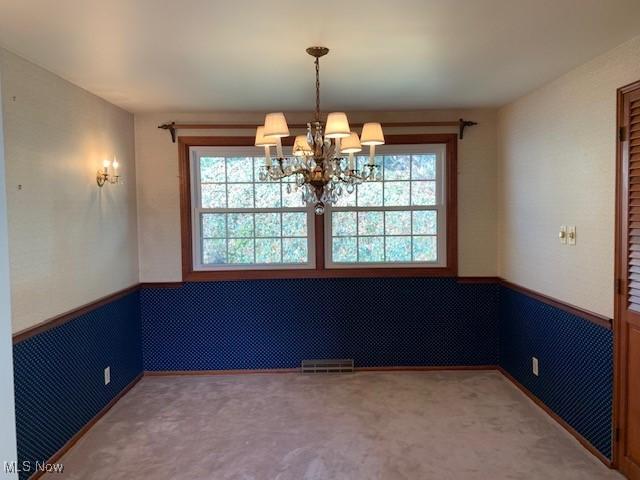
[616,80,640,479]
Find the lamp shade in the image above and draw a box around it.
[263,112,290,138]
[324,112,351,138]
[340,132,362,153]
[255,126,277,147]
[292,135,312,156]
[361,122,385,145]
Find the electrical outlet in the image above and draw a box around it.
[532,357,539,376]
[104,366,111,385]
[559,225,567,244]
[567,226,576,245]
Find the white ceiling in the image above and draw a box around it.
[1,0,639,113]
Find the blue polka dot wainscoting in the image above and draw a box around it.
[140,277,500,371]
[12,292,142,480]
[11,277,615,477]
[498,286,613,460]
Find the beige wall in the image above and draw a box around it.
[0,48,139,333]
[0,63,18,478]
[497,34,640,318]
[5,31,639,326]
[135,109,498,281]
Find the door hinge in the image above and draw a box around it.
[616,278,624,295]
[615,427,621,442]
[619,126,627,142]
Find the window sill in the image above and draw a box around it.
[183,265,457,282]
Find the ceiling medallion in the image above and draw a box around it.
[255,47,385,215]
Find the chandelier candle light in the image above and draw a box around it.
[255,46,385,215]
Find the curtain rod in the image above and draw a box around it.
[158,118,478,143]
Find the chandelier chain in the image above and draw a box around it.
[257,47,383,215]
[315,57,320,123]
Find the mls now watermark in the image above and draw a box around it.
[4,460,64,474]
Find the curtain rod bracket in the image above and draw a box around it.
[159,122,177,142]
[458,119,478,139]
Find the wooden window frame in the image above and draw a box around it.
[180,133,458,281]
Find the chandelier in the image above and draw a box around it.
[254,46,385,215]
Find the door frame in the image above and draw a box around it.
[614,78,640,473]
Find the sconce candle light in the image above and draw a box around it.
[97,156,121,187]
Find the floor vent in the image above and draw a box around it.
[301,359,354,374]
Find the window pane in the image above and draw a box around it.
[255,213,280,237]
[357,182,383,207]
[227,213,254,238]
[384,181,410,206]
[413,211,437,235]
[411,181,436,206]
[256,238,281,263]
[323,147,444,267]
[228,183,254,208]
[282,184,304,207]
[255,183,281,208]
[194,152,312,270]
[385,211,411,235]
[411,155,436,180]
[334,189,356,207]
[358,211,383,236]
[333,237,357,262]
[332,212,357,236]
[413,236,437,261]
[202,213,226,238]
[384,155,410,180]
[194,147,442,270]
[201,184,226,208]
[200,157,225,182]
[385,236,411,262]
[282,212,307,237]
[228,238,254,263]
[359,236,384,262]
[203,239,226,264]
[283,238,307,263]
[226,157,253,182]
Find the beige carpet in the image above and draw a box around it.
[47,371,621,480]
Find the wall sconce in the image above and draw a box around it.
[97,157,121,187]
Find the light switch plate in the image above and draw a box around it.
[567,226,576,245]
[532,357,539,376]
[559,226,567,244]
[104,366,111,385]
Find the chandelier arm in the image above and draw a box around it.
[266,166,308,181]
[335,175,360,184]
[336,170,373,183]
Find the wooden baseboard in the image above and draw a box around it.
[497,367,612,468]
[356,365,498,372]
[145,368,299,376]
[145,365,498,376]
[28,372,143,480]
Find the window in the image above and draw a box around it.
[181,134,456,280]
[190,146,315,270]
[326,144,446,267]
